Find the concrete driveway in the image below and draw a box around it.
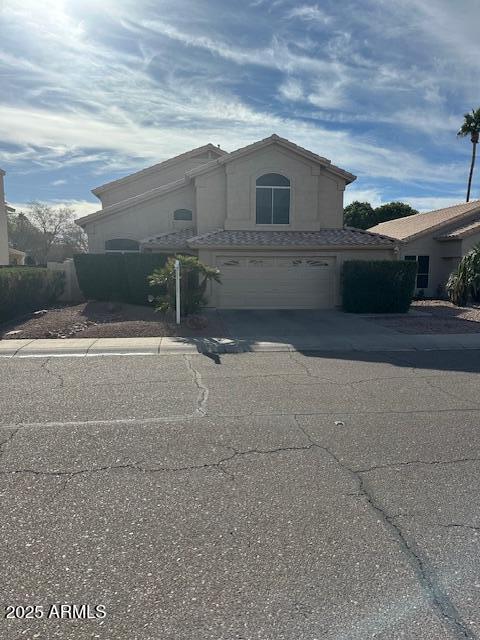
[1,349,480,639]
[217,309,397,339]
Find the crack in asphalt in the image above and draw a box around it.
[40,358,65,389]
[294,420,476,640]
[184,355,209,417]
[422,377,480,409]
[0,414,478,637]
[4,406,480,432]
[428,522,480,533]
[2,354,480,637]
[392,515,480,533]
[0,428,19,460]
[0,443,322,491]
[354,457,480,474]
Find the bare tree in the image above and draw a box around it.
[62,222,89,253]
[23,202,87,264]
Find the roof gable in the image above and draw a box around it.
[76,177,189,226]
[187,134,356,184]
[368,200,480,241]
[91,143,226,197]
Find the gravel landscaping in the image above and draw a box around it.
[369,300,480,333]
[0,301,229,339]
[2,299,480,339]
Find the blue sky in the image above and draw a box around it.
[1,0,479,217]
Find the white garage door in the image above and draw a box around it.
[216,255,335,309]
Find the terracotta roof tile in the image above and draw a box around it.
[368,200,480,241]
[141,228,195,249]
[437,218,480,240]
[187,228,396,248]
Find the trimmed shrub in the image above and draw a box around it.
[0,267,65,322]
[123,253,168,305]
[74,253,168,304]
[342,260,417,313]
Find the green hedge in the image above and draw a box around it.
[74,253,169,305]
[342,260,417,313]
[0,267,65,322]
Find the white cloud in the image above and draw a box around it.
[0,0,477,204]
[286,5,331,24]
[344,188,469,213]
[403,195,467,213]
[10,200,98,219]
[51,179,67,186]
[0,102,467,186]
[278,78,304,101]
[344,187,384,208]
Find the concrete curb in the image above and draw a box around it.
[2,334,480,357]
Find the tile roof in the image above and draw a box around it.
[187,228,396,248]
[368,200,480,241]
[437,218,480,240]
[141,228,196,249]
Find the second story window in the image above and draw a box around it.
[256,173,290,224]
[105,238,139,252]
[173,209,192,221]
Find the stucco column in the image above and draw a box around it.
[0,170,9,265]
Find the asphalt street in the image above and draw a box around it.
[1,349,480,639]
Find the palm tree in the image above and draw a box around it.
[457,108,480,202]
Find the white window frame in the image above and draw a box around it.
[255,174,291,225]
[404,254,429,289]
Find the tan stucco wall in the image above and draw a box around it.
[199,247,396,308]
[85,183,195,253]
[439,231,480,291]
[222,146,345,231]
[195,167,227,234]
[399,228,480,297]
[461,231,480,253]
[399,236,446,297]
[0,172,9,266]
[97,152,215,207]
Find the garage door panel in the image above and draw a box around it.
[216,255,335,309]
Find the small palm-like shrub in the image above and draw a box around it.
[446,271,469,306]
[148,255,221,316]
[446,243,480,306]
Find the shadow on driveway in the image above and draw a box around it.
[177,310,480,375]
[215,309,398,338]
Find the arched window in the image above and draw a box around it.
[256,173,290,224]
[105,238,140,252]
[173,208,193,221]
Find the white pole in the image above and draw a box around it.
[175,259,181,325]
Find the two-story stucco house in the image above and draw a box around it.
[76,135,397,309]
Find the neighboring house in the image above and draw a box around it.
[369,200,480,297]
[76,135,398,309]
[0,171,24,266]
[9,247,26,265]
[0,169,8,265]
